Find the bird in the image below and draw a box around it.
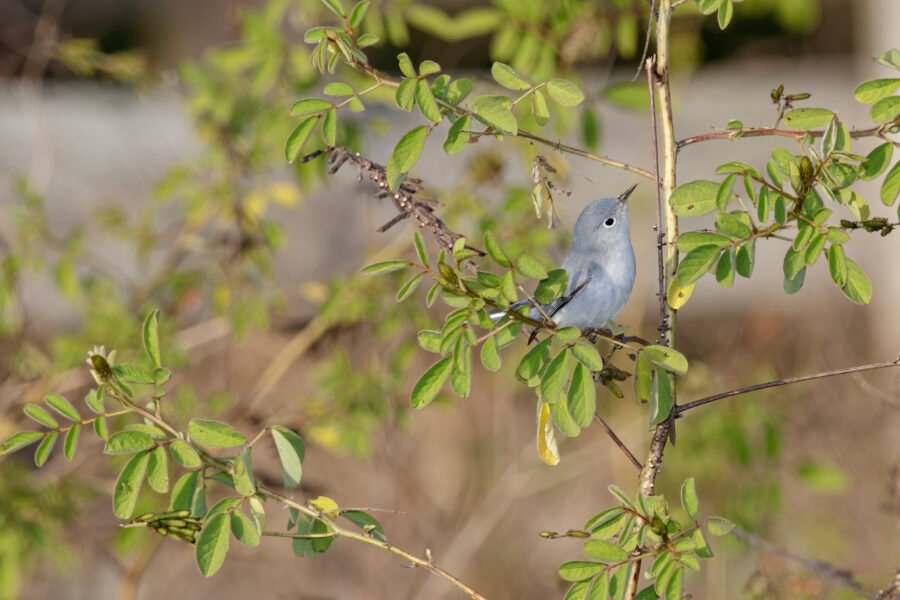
[499,184,638,331]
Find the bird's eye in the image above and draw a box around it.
[604,217,616,228]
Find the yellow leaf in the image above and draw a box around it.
[309,495,340,518]
[536,401,560,466]
[667,278,696,310]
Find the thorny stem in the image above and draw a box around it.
[627,1,678,597]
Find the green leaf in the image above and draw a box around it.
[717,0,733,29]
[397,52,416,78]
[410,356,453,408]
[113,364,155,384]
[188,419,246,448]
[676,231,731,252]
[285,117,317,163]
[680,478,699,521]
[706,516,735,536]
[444,115,470,154]
[531,89,550,126]
[665,567,684,600]
[484,231,511,268]
[715,212,751,239]
[271,426,305,488]
[320,0,345,17]
[418,60,441,76]
[348,1,369,28]
[861,143,893,181]
[446,78,474,104]
[34,431,57,467]
[583,539,629,562]
[141,309,162,368]
[413,231,428,266]
[881,161,900,206]
[93,416,108,440]
[231,510,261,547]
[602,81,650,112]
[736,241,755,278]
[0,430,44,455]
[676,245,722,285]
[113,451,150,518]
[491,62,530,91]
[415,79,442,123]
[546,78,585,106]
[783,108,835,130]
[341,510,387,542]
[289,98,332,117]
[516,339,551,387]
[827,245,848,287]
[63,424,80,460]
[396,272,425,302]
[361,260,410,275]
[85,389,103,413]
[649,368,673,426]
[571,343,603,371]
[323,82,354,97]
[480,338,501,372]
[540,348,570,403]
[871,96,900,124]
[321,108,337,146]
[669,180,719,216]
[515,253,548,279]
[386,126,429,191]
[472,95,518,135]
[559,561,606,582]
[854,78,900,104]
[841,258,872,304]
[233,448,255,496]
[147,445,169,493]
[534,268,568,303]
[44,393,80,421]
[633,354,653,403]
[784,267,806,294]
[567,363,596,428]
[24,404,58,428]
[169,471,198,512]
[196,512,231,576]
[715,249,735,288]
[875,48,900,70]
[395,78,416,111]
[170,439,202,469]
[417,330,441,353]
[105,431,156,455]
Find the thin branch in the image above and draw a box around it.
[675,357,900,415]
[593,413,642,471]
[676,118,900,151]
[348,58,656,181]
[645,57,666,343]
[733,526,872,598]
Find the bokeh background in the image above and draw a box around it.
[0,0,898,598]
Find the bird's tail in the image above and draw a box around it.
[489,300,530,321]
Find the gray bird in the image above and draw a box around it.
[501,184,637,330]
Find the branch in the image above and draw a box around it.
[676,118,900,151]
[593,413,642,471]
[675,357,900,415]
[733,526,872,598]
[347,59,656,180]
[261,486,487,600]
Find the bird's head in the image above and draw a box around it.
[571,184,637,253]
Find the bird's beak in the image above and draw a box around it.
[617,183,638,205]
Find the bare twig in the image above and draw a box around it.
[593,413,642,471]
[676,118,900,151]
[675,357,900,415]
[733,526,872,598]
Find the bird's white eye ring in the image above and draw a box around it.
[604,217,616,227]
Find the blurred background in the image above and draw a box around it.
[0,0,898,598]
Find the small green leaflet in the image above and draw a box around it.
[188,419,246,448]
[142,309,162,367]
[113,451,150,518]
[271,426,305,488]
[386,126,429,191]
[196,512,231,576]
[410,356,453,408]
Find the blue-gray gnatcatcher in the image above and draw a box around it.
[499,184,637,330]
